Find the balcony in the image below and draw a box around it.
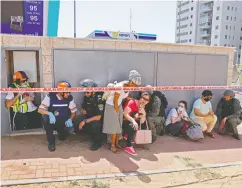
[200,22,212,29]
[198,40,211,46]
[200,31,211,38]
[200,4,213,12]
[200,17,212,24]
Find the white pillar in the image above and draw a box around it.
[43,0,49,36]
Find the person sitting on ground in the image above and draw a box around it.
[122,91,150,156]
[102,70,141,153]
[5,71,41,131]
[216,90,241,140]
[145,87,168,142]
[190,90,217,138]
[78,79,105,151]
[38,81,77,152]
[165,101,188,137]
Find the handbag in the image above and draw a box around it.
[135,120,152,144]
[185,117,204,141]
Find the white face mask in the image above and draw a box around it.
[177,106,184,113]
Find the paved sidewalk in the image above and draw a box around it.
[1,132,242,186]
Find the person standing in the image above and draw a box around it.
[102,70,141,153]
[216,90,241,140]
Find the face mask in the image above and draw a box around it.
[204,98,210,102]
[177,106,184,112]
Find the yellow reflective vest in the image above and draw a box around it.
[11,83,30,113]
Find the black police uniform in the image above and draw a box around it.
[80,92,105,146]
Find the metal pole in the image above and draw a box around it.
[130,8,132,32]
[74,0,76,38]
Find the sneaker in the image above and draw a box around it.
[48,144,56,152]
[124,146,137,156]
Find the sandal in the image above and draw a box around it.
[111,146,118,153]
[206,132,215,138]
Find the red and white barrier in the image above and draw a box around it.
[0,85,242,93]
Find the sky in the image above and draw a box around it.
[58,0,177,43]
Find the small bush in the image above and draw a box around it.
[92,180,110,188]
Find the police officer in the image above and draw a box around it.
[38,81,77,152]
[79,79,105,151]
[5,71,41,130]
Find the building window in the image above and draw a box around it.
[232,45,233,47]
[239,45,241,49]
[216,16,219,20]
[240,36,242,40]
[233,36,234,40]
[215,35,218,39]
[226,25,228,29]
[235,7,237,11]
[230,26,231,30]
[191,15,193,18]
[215,25,219,30]
[234,17,236,21]
[232,7,233,11]
[226,16,229,20]
[231,17,232,21]
[225,35,227,39]
[241,27,242,31]
[224,44,227,47]
[239,54,241,59]
[189,39,192,42]
[190,31,192,34]
[217,6,220,11]
[227,6,230,10]
[190,23,192,26]
[191,7,193,11]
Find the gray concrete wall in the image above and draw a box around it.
[53,49,229,117]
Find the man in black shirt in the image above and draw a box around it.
[216,90,242,140]
[78,79,105,150]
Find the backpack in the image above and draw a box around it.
[185,118,204,141]
[146,91,168,117]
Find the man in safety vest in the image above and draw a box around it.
[5,71,41,130]
[38,81,77,152]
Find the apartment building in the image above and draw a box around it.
[175,0,242,64]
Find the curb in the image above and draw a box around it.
[1,161,242,186]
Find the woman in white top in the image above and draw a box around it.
[102,70,141,153]
[165,100,189,137]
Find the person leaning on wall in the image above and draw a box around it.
[78,79,105,151]
[190,90,217,138]
[102,70,142,153]
[216,90,242,140]
[38,81,77,152]
[5,71,41,131]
